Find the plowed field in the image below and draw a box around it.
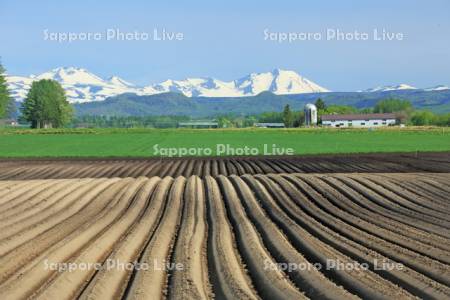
[0,157,449,299]
[1,152,449,180]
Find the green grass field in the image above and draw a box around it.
[0,127,449,157]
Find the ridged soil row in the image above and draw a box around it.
[34,177,158,299]
[114,162,143,178]
[182,159,197,178]
[224,159,238,175]
[363,174,450,213]
[204,176,259,300]
[77,177,165,300]
[385,173,450,202]
[420,175,450,192]
[345,175,450,225]
[301,174,450,253]
[125,177,185,300]
[216,159,227,177]
[0,173,448,299]
[167,176,212,299]
[318,175,445,237]
[415,178,450,201]
[381,173,450,206]
[123,161,151,178]
[176,159,193,178]
[215,175,307,299]
[229,175,357,300]
[228,159,246,175]
[143,160,164,177]
[73,163,112,179]
[0,177,146,299]
[156,161,179,178]
[11,165,53,180]
[0,178,114,257]
[0,179,56,208]
[0,165,30,179]
[289,175,450,264]
[331,176,450,238]
[254,174,450,299]
[250,174,415,299]
[247,159,275,174]
[0,178,94,232]
[272,174,450,287]
[164,160,184,178]
[0,178,129,286]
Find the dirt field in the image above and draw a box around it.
[0,157,449,299]
[1,152,449,180]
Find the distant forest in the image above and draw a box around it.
[71,98,450,128]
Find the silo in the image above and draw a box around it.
[304,103,318,126]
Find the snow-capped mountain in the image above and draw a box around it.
[234,69,329,96]
[7,67,139,103]
[152,69,330,97]
[152,78,242,97]
[424,85,449,91]
[7,67,448,103]
[363,84,417,93]
[6,67,329,103]
[362,83,450,93]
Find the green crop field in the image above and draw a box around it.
[0,127,449,158]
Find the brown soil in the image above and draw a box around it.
[0,152,449,180]
[0,153,449,299]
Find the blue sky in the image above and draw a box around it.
[0,0,449,91]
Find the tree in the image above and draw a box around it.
[282,104,294,128]
[373,98,413,113]
[410,110,437,126]
[359,107,373,114]
[21,79,73,128]
[436,113,450,126]
[258,112,283,123]
[315,98,326,110]
[373,98,414,124]
[218,116,233,128]
[325,105,358,114]
[0,61,14,119]
[293,111,305,127]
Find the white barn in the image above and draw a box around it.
[321,113,397,128]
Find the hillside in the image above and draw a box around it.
[74,89,450,117]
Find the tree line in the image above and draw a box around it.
[72,115,191,128]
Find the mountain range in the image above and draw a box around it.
[7,67,329,103]
[75,89,450,117]
[7,67,448,103]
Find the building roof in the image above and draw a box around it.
[0,119,17,124]
[321,113,397,121]
[178,122,218,126]
[254,123,285,127]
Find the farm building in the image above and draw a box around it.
[178,121,219,128]
[254,123,285,128]
[321,113,397,128]
[0,119,18,127]
[304,103,318,126]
